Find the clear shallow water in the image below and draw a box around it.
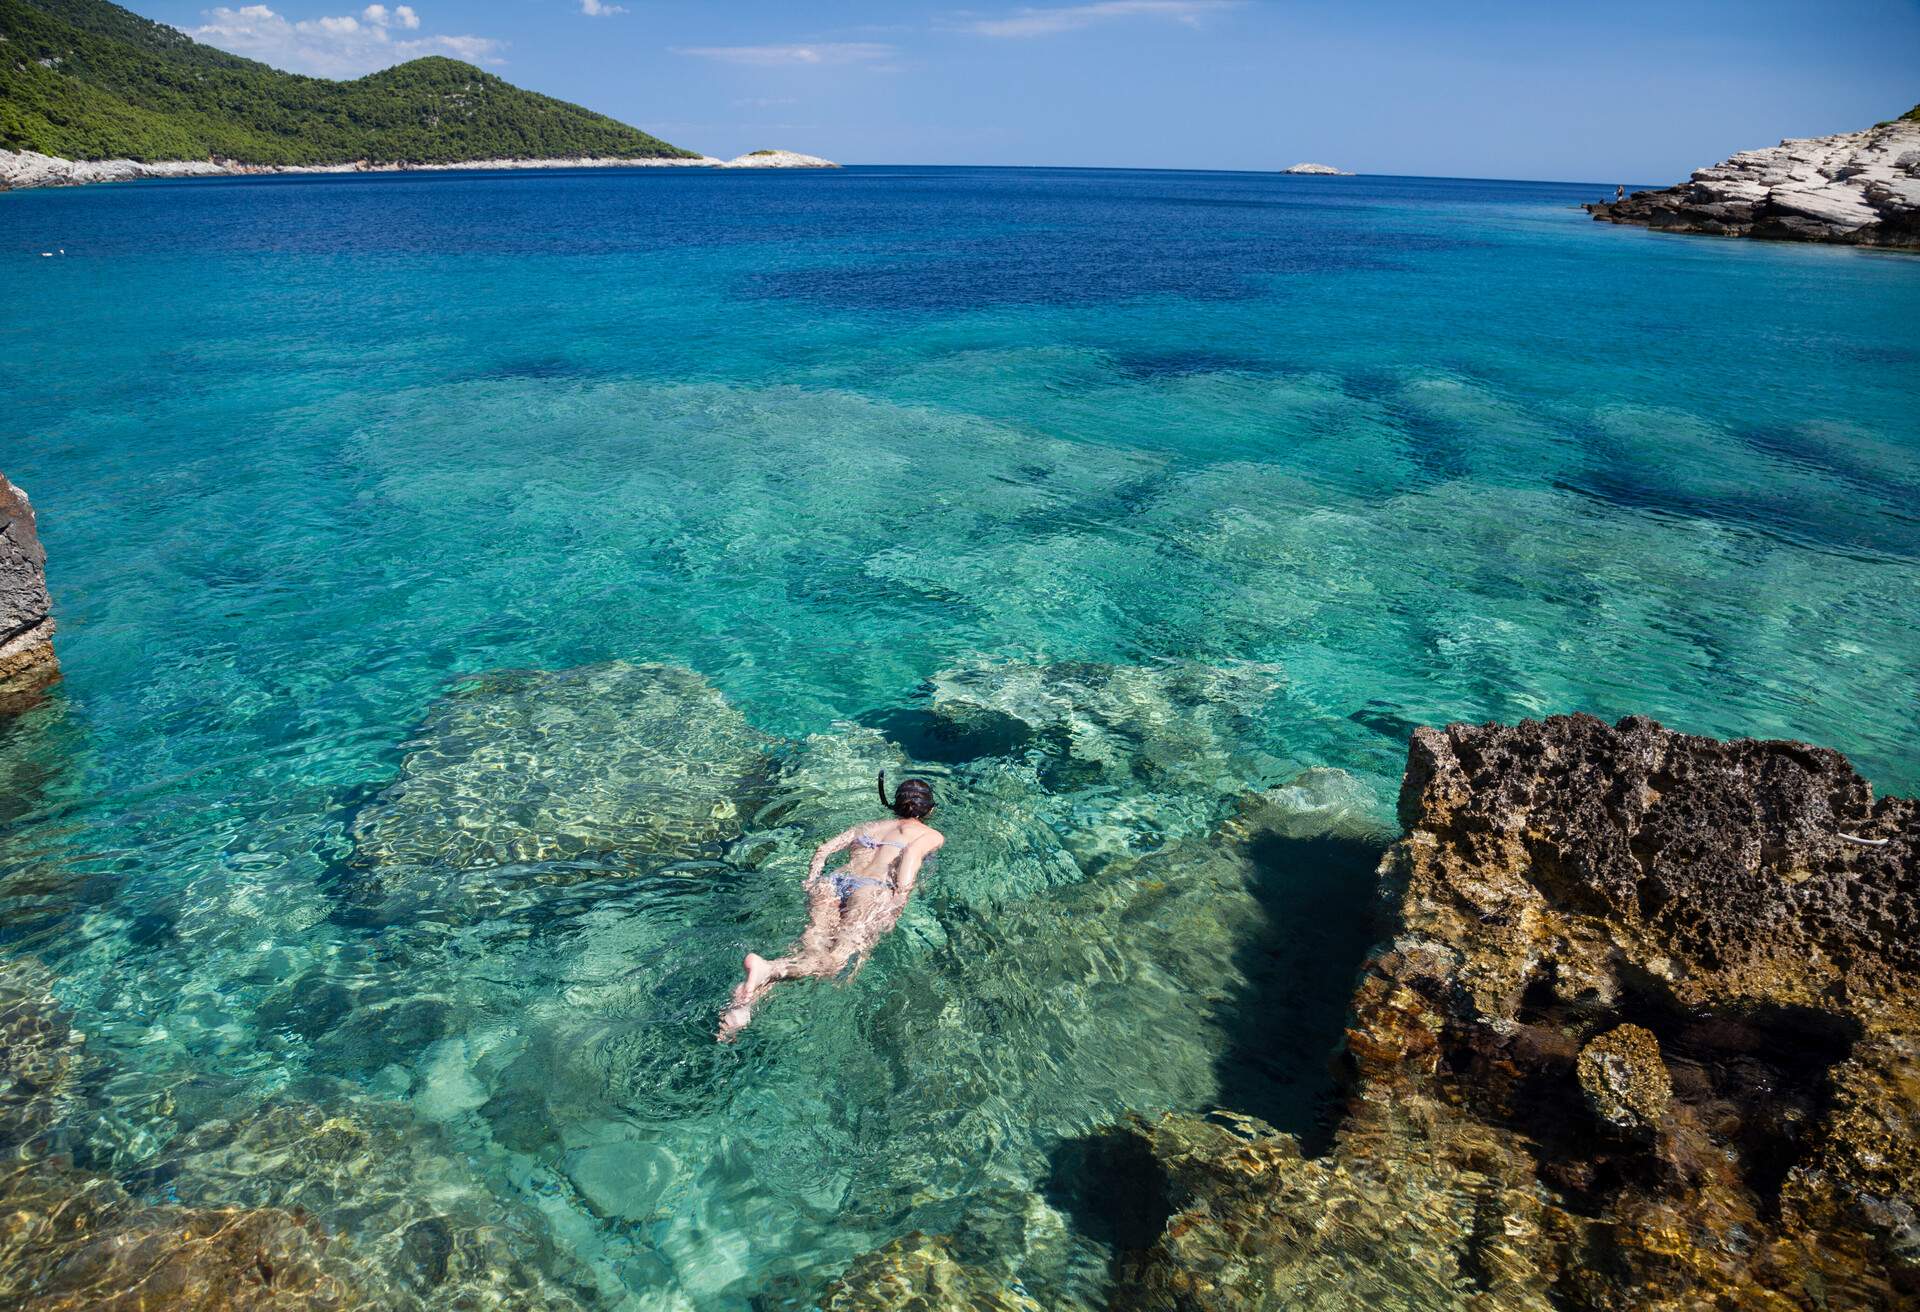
[1,166,1917,1308]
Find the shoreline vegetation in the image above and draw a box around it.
[0,0,838,191]
[1586,104,1920,249]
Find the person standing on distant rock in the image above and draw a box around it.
[1615,185,1626,202]
[717,774,944,1041]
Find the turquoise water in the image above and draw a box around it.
[1,166,1917,1308]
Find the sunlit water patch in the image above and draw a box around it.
[0,166,1916,1308]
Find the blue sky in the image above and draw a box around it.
[150,0,1920,180]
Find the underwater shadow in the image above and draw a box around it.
[1213,829,1384,1150]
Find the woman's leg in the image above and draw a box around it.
[828,887,904,974]
[717,880,844,1040]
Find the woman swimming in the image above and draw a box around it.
[717,773,944,1041]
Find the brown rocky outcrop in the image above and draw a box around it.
[0,474,58,711]
[1586,108,1920,249]
[818,1232,1043,1311]
[1106,714,1919,1310]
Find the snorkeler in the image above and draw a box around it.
[717,773,944,1041]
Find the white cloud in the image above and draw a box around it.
[961,0,1235,38]
[192,3,500,78]
[580,0,627,15]
[733,96,798,108]
[360,4,420,29]
[673,42,895,66]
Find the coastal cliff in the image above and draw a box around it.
[0,475,57,711]
[1587,107,1920,248]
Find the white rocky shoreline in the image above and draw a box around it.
[0,147,837,192]
[1586,111,1920,249]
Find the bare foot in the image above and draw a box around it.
[743,952,775,992]
[716,953,778,1042]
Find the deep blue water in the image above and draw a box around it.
[1,165,1917,1309]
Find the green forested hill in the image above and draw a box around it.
[0,0,696,163]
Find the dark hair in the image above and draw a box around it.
[878,772,935,820]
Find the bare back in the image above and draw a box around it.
[835,817,941,883]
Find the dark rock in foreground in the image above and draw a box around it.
[1587,109,1920,249]
[0,474,57,712]
[1102,714,1918,1310]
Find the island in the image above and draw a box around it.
[0,0,837,189]
[1282,162,1353,175]
[1587,105,1919,249]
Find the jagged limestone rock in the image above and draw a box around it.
[1587,109,1920,247]
[1108,714,1919,1311]
[0,474,57,712]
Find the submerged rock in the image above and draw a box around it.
[353,660,772,871]
[1576,1024,1671,1138]
[819,1231,1041,1311]
[920,658,1288,865]
[0,1156,362,1312]
[1104,714,1919,1310]
[0,962,364,1310]
[0,958,88,1153]
[0,957,601,1310]
[1588,107,1920,248]
[0,475,58,712]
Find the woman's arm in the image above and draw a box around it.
[807,826,862,882]
[889,832,945,904]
